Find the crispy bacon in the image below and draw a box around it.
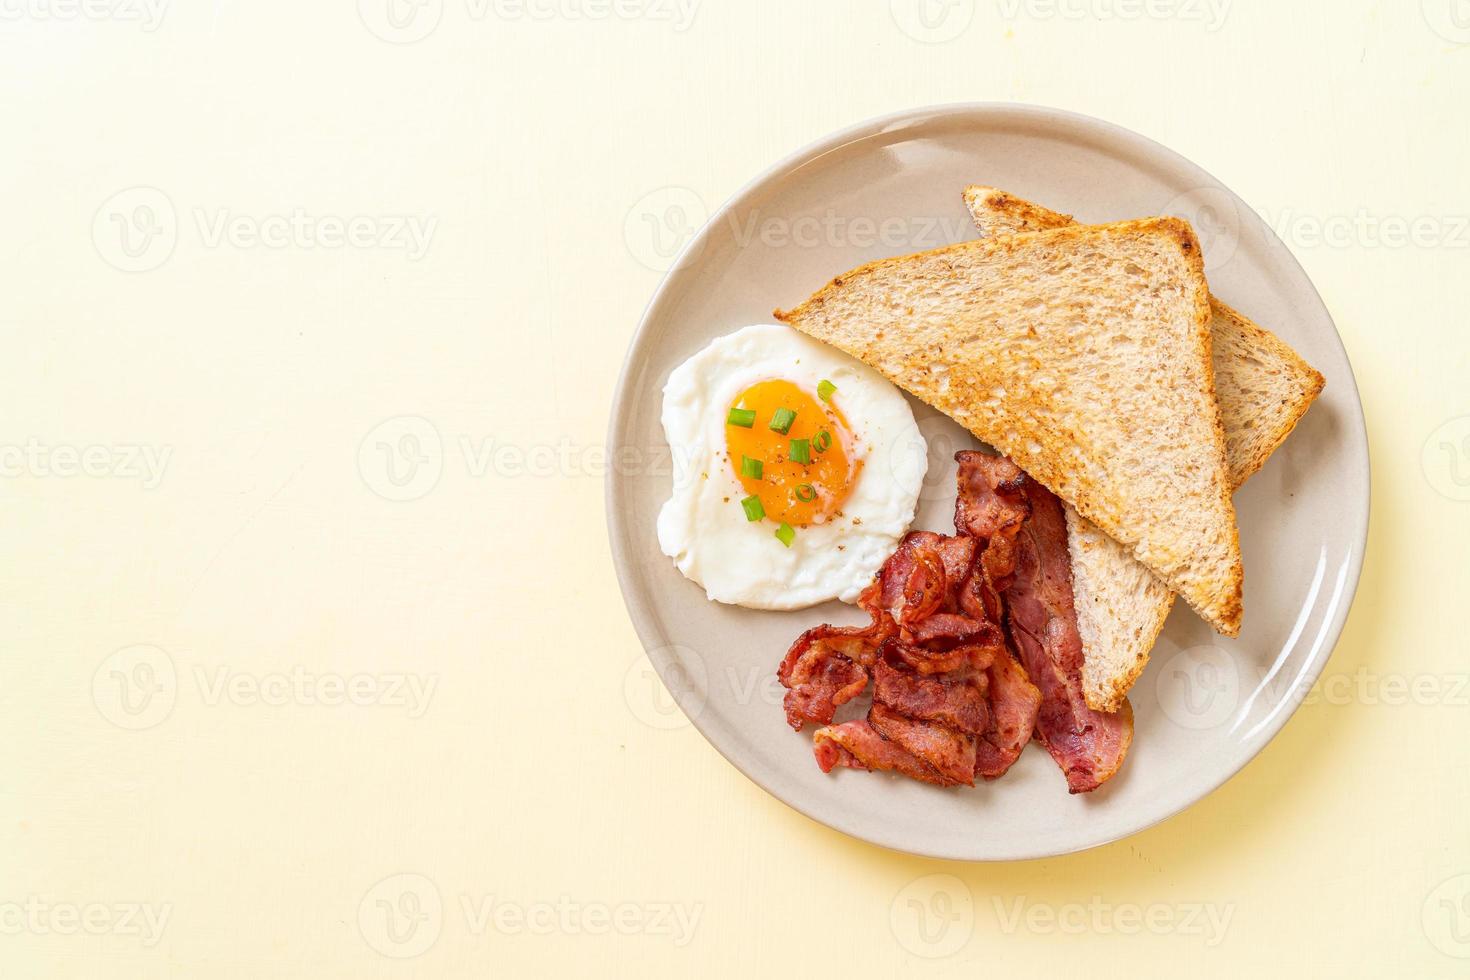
[1004,478,1134,793]
[869,703,976,786]
[778,622,880,730]
[785,515,1037,787]
[874,643,991,734]
[955,451,1030,622]
[955,452,1028,538]
[813,721,946,785]
[974,654,1043,780]
[934,535,978,591]
[780,449,1130,795]
[883,631,1001,676]
[903,613,1000,653]
[874,531,972,625]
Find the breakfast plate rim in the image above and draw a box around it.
[605,101,1370,861]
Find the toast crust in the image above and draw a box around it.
[960,186,1075,234]
[1066,504,1176,712]
[776,217,1244,636]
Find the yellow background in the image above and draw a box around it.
[4,1,1468,976]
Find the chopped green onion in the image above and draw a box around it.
[774,522,796,547]
[740,495,765,522]
[768,407,796,434]
[727,407,756,428]
[794,483,817,502]
[817,379,837,402]
[739,455,763,480]
[812,429,832,453]
[789,438,811,464]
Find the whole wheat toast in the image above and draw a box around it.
[963,186,1324,710]
[775,217,1245,636]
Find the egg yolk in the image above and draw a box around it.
[726,379,861,527]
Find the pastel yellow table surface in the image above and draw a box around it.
[3,2,1466,977]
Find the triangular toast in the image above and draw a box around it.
[776,217,1244,636]
[964,186,1323,710]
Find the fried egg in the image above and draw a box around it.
[657,324,927,609]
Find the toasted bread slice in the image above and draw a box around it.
[964,186,1325,710]
[775,217,1244,635]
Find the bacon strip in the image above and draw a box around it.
[874,643,992,734]
[777,577,895,731]
[955,452,1028,538]
[794,527,1003,785]
[813,721,946,785]
[778,622,879,731]
[783,450,1130,795]
[869,703,976,787]
[1004,477,1134,793]
[951,451,1045,780]
[955,452,1030,622]
[904,613,999,652]
[974,654,1043,780]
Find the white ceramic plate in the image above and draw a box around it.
[606,104,1369,860]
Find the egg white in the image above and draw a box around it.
[656,323,927,610]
